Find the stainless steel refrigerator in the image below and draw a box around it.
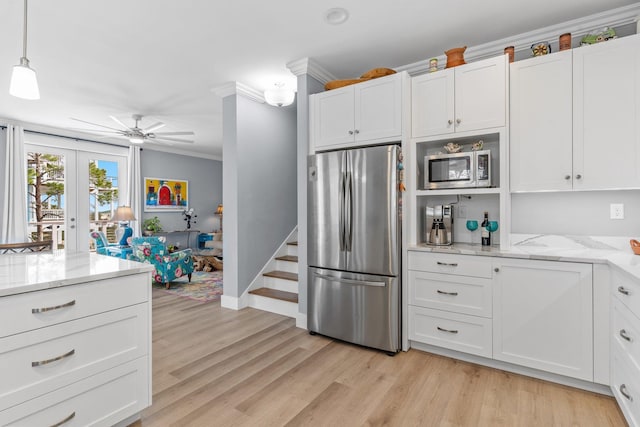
[308,144,401,354]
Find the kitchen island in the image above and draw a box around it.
[0,251,153,427]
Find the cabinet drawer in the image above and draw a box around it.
[612,267,640,316]
[408,305,492,358]
[0,273,149,338]
[0,303,148,410]
[0,357,149,427]
[611,350,640,427]
[612,298,640,371]
[408,252,493,278]
[408,271,492,317]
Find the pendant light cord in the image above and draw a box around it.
[22,0,28,59]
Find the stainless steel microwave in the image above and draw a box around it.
[424,150,491,189]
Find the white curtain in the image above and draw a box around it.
[0,125,28,244]
[127,145,142,237]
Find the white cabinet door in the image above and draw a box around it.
[510,51,573,191]
[355,73,402,142]
[454,55,506,133]
[573,34,640,190]
[493,258,593,381]
[312,87,355,149]
[411,69,455,138]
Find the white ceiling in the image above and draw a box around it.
[0,0,637,159]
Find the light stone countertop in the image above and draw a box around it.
[0,251,154,297]
[408,234,640,281]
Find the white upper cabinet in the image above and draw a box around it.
[310,72,403,151]
[510,50,573,191]
[573,34,640,190]
[412,55,507,138]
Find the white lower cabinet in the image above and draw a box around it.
[408,251,596,383]
[492,258,593,381]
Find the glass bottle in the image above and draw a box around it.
[481,212,491,246]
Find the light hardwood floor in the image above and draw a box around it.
[134,290,626,427]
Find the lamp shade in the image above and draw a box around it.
[111,206,136,221]
[9,61,39,100]
[264,84,295,107]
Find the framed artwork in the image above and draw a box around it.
[144,177,188,212]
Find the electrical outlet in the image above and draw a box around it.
[610,203,624,220]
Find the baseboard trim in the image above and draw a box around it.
[220,294,248,310]
[410,341,612,396]
[296,313,307,330]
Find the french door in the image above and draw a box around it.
[25,134,128,252]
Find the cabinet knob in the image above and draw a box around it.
[575,174,582,180]
[354,129,359,134]
[456,118,461,125]
[620,384,633,401]
[348,130,354,135]
[494,267,500,273]
[620,329,632,342]
[447,120,453,125]
[618,286,630,296]
[564,175,571,180]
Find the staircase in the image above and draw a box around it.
[248,239,299,318]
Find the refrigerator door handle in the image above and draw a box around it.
[345,171,353,252]
[339,171,346,251]
[312,272,386,287]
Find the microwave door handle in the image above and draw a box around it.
[470,153,477,187]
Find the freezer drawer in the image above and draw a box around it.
[308,268,400,353]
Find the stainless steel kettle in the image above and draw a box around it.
[429,219,450,245]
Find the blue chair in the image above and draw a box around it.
[90,231,116,255]
[128,236,194,289]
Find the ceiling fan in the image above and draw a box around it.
[70,114,195,145]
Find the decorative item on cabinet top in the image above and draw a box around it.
[580,27,617,45]
[324,67,396,90]
[445,46,467,68]
[531,41,551,56]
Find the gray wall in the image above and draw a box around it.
[140,149,222,235]
[296,75,325,315]
[511,190,640,236]
[223,94,297,298]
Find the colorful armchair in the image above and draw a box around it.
[128,236,194,289]
[90,231,116,255]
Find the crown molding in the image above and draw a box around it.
[211,82,265,103]
[396,3,640,76]
[286,57,337,84]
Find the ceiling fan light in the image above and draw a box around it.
[9,59,39,100]
[129,135,144,144]
[264,83,295,107]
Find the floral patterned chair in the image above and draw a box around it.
[128,236,194,289]
[90,231,116,255]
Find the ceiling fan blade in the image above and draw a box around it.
[109,115,132,131]
[70,118,124,132]
[68,127,123,134]
[143,122,165,133]
[151,136,195,144]
[153,131,195,136]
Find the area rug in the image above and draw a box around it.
[153,271,223,303]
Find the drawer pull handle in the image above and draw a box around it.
[620,384,633,402]
[437,326,459,334]
[437,290,458,296]
[436,262,458,267]
[620,329,632,342]
[49,411,76,427]
[32,349,75,367]
[618,286,630,296]
[32,299,76,314]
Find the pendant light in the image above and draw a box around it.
[264,83,295,107]
[9,0,40,100]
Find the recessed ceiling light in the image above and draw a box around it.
[324,8,349,25]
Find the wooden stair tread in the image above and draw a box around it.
[287,241,298,246]
[263,270,298,281]
[275,255,298,262]
[249,288,298,303]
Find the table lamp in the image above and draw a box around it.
[216,204,223,232]
[111,206,136,246]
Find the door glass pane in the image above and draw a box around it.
[88,159,120,251]
[26,152,65,249]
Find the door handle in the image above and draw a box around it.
[48,411,76,427]
[345,171,353,252]
[32,299,76,314]
[620,384,633,401]
[313,272,385,287]
[339,172,345,251]
[437,261,458,267]
[620,329,632,342]
[437,290,458,296]
[32,349,75,367]
[437,326,459,334]
[618,286,630,296]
